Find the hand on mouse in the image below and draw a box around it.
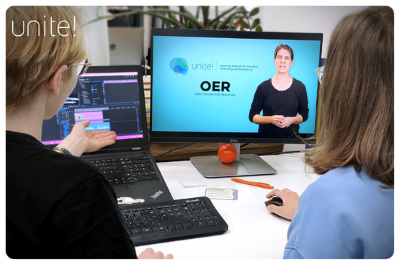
[266,188,300,220]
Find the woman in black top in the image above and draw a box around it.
[6,6,172,259]
[249,44,309,133]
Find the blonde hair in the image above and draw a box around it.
[305,6,394,187]
[6,6,86,115]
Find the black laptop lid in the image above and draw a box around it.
[41,65,149,151]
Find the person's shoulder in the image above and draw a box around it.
[257,79,272,90]
[48,152,102,181]
[292,78,306,89]
[303,166,386,203]
[307,166,358,191]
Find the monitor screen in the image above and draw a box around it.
[41,68,146,148]
[150,29,322,144]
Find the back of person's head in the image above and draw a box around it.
[305,6,394,187]
[6,6,86,115]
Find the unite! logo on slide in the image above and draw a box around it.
[170,57,188,75]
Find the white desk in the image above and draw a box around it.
[136,153,319,259]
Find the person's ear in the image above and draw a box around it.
[45,65,68,96]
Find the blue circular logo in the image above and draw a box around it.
[170,58,188,75]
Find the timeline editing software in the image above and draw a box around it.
[41,72,143,145]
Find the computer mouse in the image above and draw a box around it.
[264,197,283,207]
[264,197,290,220]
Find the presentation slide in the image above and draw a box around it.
[152,36,320,134]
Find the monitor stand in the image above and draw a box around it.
[190,143,277,178]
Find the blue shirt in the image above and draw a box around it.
[283,166,394,259]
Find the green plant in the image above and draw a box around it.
[84,6,262,31]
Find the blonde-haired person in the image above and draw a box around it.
[265,6,394,258]
[6,6,172,259]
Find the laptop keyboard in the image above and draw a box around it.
[89,156,159,185]
[119,196,228,245]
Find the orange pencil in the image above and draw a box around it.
[231,178,274,189]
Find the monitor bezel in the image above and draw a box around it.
[150,28,322,144]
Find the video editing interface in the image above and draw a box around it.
[152,35,321,135]
[41,72,143,145]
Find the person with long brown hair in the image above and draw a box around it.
[265,6,394,258]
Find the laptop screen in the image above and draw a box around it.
[41,67,147,150]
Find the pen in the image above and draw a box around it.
[231,178,274,189]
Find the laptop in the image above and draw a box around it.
[41,65,173,205]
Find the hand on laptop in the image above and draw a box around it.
[55,120,117,156]
[138,248,174,259]
[266,188,300,220]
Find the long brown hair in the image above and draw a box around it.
[305,6,394,187]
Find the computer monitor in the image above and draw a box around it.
[150,28,322,177]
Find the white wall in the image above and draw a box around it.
[79,6,110,66]
[143,6,367,64]
[259,6,367,58]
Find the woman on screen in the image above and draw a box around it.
[6,6,172,259]
[249,44,309,134]
[266,6,393,258]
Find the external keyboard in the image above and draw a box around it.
[89,156,159,185]
[119,196,228,246]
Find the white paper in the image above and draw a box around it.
[178,178,207,188]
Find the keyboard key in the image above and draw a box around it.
[183,223,192,230]
[134,176,146,181]
[149,216,161,224]
[160,214,168,219]
[166,225,176,232]
[193,221,209,228]
[207,219,217,226]
[142,211,156,216]
[142,228,153,235]
[132,229,142,236]
[207,210,218,217]
[153,226,166,233]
